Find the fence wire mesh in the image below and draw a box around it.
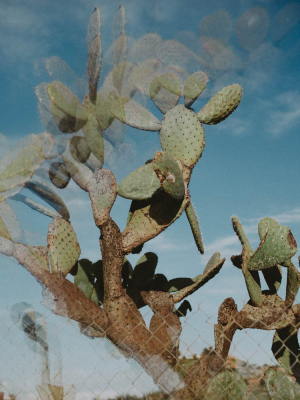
[0,296,297,400]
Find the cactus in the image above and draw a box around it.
[47,217,81,276]
[264,367,300,400]
[203,371,247,400]
[1,5,299,400]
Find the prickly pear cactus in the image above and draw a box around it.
[203,371,247,400]
[264,367,300,400]
[112,71,242,254]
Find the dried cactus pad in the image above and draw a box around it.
[184,71,209,108]
[197,84,242,125]
[117,162,161,200]
[249,219,297,271]
[264,367,300,400]
[150,73,181,114]
[87,169,117,227]
[112,97,161,131]
[47,217,80,276]
[153,151,185,199]
[160,104,205,168]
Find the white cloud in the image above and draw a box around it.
[149,233,193,252]
[263,91,300,136]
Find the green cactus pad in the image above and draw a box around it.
[249,220,297,271]
[24,179,70,221]
[122,190,188,254]
[47,217,81,276]
[203,371,247,400]
[12,193,59,219]
[197,84,242,125]
[87,33,102,103]
[96,92,115,131]
[285,263,300,307]
[172,255,225,303]
[153,151,185,200]
[264,367,300,400]
[82,116,104,165]
[74,259,95,299]
[87,169,117,227]
[69,136,91,163]
[49,162,71,189]
[50,102,86,133]
[185,201,204,254]
[164,277,194,293]
[86,7,101,102]
[62,143,93,191]
[132,252,158,284]
[184,71,209,108]
[243,267,262,307]
[262,265,282,293]
[117,162,161,200]
[122,257,133,287]
[272,326,300,376]
[112,97,162,131]
[231,216,252,254]
[149,73,181,114]
[47,81,88,122]
[204,252,220,274]
[160,104,205,168]
[0,134,49,194]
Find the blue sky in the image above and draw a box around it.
[0,0,300,398]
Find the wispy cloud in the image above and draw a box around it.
[263,91,300,136]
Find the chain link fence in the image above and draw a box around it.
[0,296,295,400]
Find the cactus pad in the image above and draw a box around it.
[197,84,242,125]
[272,326,300,376]
[112,97,162,131]
[69,136,91,163]
[87,8,102,102]
[87,169,117,227]
[117,162,161,200]
[122,190,188,254]
[249,220,297,271]
[47,81,88,123]
[24,179,70,221]
[82,116,104,165]
[132,252,158,284]
[185,201,204,254]
[74,259,95,299]
[62,143,93,191]
[204,252,220,274]
[149,73,181,114]
[0,134,50,194]
[264,367,300,400]
[184,71,209,108]
[160,104,205,167]
[153,151,185,199]
[47,217,81,276]
[49,162,71,189]
[203,371,247,400]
